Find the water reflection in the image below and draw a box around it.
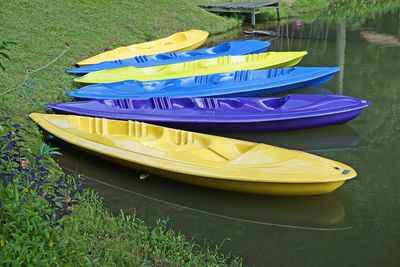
[207,10,400,266]
[55,139,350,230]
[360,31,400,47]
[214,124,362,152]
[53,8,400,266]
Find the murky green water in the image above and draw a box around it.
[56,10,400,266]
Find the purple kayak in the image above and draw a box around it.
[47,94,370,132]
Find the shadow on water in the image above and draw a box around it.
[54,138,351,231]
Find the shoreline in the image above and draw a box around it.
[1,0,399,265]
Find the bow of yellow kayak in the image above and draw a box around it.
[30,113,356,196]
[77,29,209,66]
[75,51,307,84]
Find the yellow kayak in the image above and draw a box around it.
[77,30,209,66]
[74,51,307,83]
[30,113,356,196]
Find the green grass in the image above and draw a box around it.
[0,123,241,266]
[64,194,240,266]
[328,0,400,19]
[243,0,328,21]
[0,0,245,121]
[0,1,246,265]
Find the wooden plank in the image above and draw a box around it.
[199,1,279,9]
[199,7,275,13]
[198,1,281,26]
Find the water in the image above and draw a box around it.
[56,10,400,266]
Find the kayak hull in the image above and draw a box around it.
[174,37,207,52]
[74,51,308,83]
[101,154,346,195]
[49,95,370,132]
[68,67,337,99]
[221,70,337,97]
[30,114,356,196]
[67,40,271,74]
[77,30,209,65]
[56,143,346,195]
[100,109,364,132]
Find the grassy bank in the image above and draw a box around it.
[0,0,246,265]
[0,122,241,265]
[328,0,400,19]
[244,0,400,22]
[0,0,244,120]
[271,0,330,18]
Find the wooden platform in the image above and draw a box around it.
[199,1,280,26]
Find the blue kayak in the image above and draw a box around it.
[48,94,370,132]
[67,67,340,100]
[66,40,270,74]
